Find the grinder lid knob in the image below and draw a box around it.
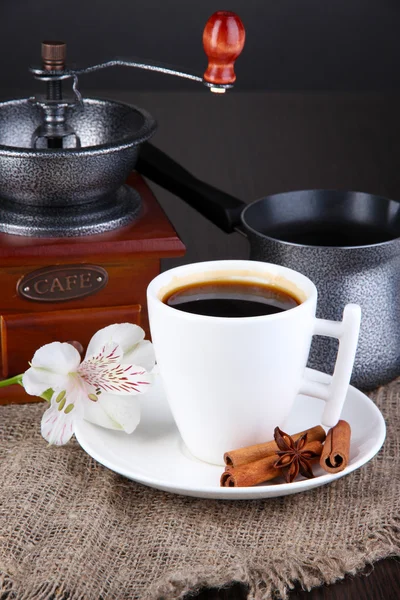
[202,11,245,86]
[42,40,66,71]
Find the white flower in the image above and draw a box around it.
[22,324,155,446]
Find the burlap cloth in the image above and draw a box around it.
[0,381,399,600]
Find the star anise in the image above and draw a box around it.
[273,426,321,483]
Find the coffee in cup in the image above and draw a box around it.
[162,279,300,317]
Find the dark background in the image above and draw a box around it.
[1,1,400,269]
[2,0,400,94]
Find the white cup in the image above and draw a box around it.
[147,260,361,465]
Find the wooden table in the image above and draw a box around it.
[187,558,400,599]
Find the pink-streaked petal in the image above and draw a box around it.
[78,342,153,395]
[83,341,123,366]
[85,323,145,360]
[41,403,76,445]
[41,381,86,445]
[84,393,141,434]
[123,340,156,372]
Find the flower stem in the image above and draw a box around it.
[0,374,23,387]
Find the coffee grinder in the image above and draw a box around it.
[0,11,245,403]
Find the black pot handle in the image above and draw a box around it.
[136,142,246,233]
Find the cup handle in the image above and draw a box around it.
[298,304,361,428]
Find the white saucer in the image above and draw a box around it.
[75,369,386,500]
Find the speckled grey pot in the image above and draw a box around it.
[242,191,400,390]
[131,146,400,390]
[0,98,156,235]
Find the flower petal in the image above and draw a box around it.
[122,340,155,371]
[40,375,86,445]
[23,367,65,397]
[31,341,81,373]
[79,342,154,395]
[85,323,145,360]
[41,403,76,445]
[83,398,121,431]
[84,393,141,434]
[23,341,80,397]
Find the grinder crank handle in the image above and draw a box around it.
[32,13,245,95]
[203,11,245,89]
[136,142,246,233]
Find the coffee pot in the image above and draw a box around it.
[136,143,400,390]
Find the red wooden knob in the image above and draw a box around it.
[203,11,245,86]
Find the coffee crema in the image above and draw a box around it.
[162,280,301,317]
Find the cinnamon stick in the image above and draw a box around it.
[224,425,326,467]
[319,420,351,474]
[220,440,323,487]
[221,454,280,487]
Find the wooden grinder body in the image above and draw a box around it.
[0,173,185,404]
